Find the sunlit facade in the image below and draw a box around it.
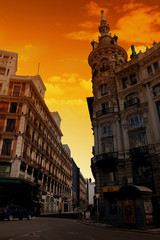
[0,49,72,214]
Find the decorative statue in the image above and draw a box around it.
[131,45,137,56]
[115,53,120,65]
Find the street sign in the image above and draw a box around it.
[95,193,100,199]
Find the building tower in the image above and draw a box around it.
[87,10,160,225]
[88,10,127,222]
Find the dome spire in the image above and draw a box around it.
[99,9,110,36]
[101,9,106,21]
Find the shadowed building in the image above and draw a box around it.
[87,10,160,225]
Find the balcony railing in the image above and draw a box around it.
[96,152,118,161]
[124,97,140,108]
[96,107,114,117]
[130,146,149,156]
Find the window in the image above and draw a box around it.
[100,84,107,96]
[102,124,112,136]
[20,163,26,174]
[121,77,128,89]
[13,85,21,97]
[6,119,16,132]
[0,67,6,75]
[9,102,18,113]
[153,84,160,96]
[102,102,109,110]
[102,141,114,153]
[129,133,147,149]
[0,83,2,91]
[154,62,159,71]
[1,139,12,155]
[156,101,160,121]
[129,115,143,129]
[0,163,10,174]
[147,66,153,74]
[124,93,139,108]
[130,73,137,85]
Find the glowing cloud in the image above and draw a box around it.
[113,2,160,44]
[84,1,108,17]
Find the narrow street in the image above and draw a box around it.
[0,217,159,240]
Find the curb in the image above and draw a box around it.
[77,220,160,235]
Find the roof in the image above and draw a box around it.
[130,185,152,193]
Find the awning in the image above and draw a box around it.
[0,179,21,183]
[32,200,44,205]
[103,186,120,193]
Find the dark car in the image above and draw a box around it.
[0,205,32,221]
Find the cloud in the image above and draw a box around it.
[45,98,87,120]
[45,73,92,101]
[24,44,35,49]
[84,1,108,17]
[113,2,160,44]
[65,1,108,41]
[80,79,92,91]
[45,83,64,97]
[78,21,97,29]
[65,31,94,41]
[18,54,29,62]
[47,73,78,84]
[65,30,99,41]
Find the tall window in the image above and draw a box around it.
[102,102,109,110]
[13,85,21,97]
[1,139,12,155]
[102,141,114,153]
[130,73,137,85]
[129,115,143,129]
[0,67,6,75]
[156,101,160,121]
[9,102,18,113]
[153,84,160,96]
[154,62,159,71]
[129,133,147,149]
[147,66,153,74]
[121,77,128,89]
[102,124,112,136]
[6,119,16,132]
[100,84,107,96]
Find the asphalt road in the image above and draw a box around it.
[0,217,159,240]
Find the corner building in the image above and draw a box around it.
[0,49,72,215]
[87,10,160,225]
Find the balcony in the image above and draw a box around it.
[97,152,118,161]
[96,152,118,170]
[124,97,140,108]
[130,146,149,157]
[96,107,114,117]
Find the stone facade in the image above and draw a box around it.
[87,10,160,224]
[0,49,72,215]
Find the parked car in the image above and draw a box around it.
[0,205,32,221]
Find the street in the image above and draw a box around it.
[0,217,159,240]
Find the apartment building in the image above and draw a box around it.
[0,49,72,215]
[87,10,160,225]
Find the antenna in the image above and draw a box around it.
[37,63,40,75]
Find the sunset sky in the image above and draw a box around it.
[1,0,160,179]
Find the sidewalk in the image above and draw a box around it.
[78,220,160,235]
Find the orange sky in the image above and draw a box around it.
[1,0,160,179]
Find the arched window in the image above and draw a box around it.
[153,84,160,96]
